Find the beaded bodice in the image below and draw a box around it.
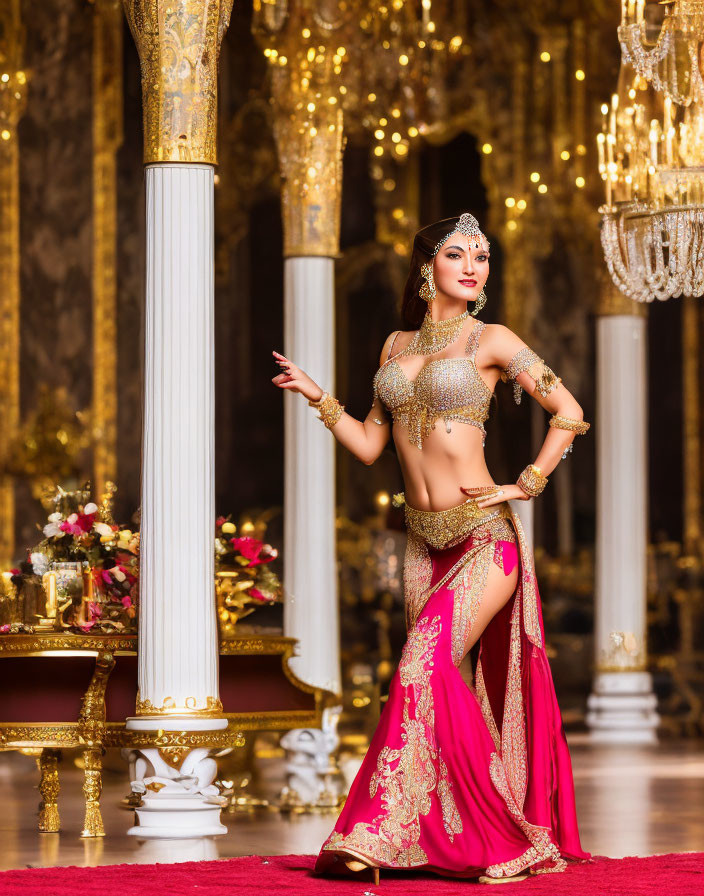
[372,320,493,449]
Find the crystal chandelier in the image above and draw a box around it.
[598,63,704,301]
[618,0,704,106]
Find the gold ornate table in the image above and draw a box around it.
[0,631,327,836]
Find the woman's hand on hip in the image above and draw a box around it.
[271,350,324,403]
[460,484,531,507]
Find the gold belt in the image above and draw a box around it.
[404,497,514,551]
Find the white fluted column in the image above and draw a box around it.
[122,0,234,838]
[126,164,227,839]
[283,258,341,696]
[135,164,220,716]
[587,284,658,743]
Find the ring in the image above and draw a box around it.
[498,489,504,496]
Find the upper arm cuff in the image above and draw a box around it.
[499,347,562,404]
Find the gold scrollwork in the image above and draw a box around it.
[135,693,224,716]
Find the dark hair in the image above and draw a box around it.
[401,215,475,329]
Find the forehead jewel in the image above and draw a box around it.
[432,212,490,256]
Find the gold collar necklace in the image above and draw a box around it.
[410,308,471,355]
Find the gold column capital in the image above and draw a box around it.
[122,0,234,164]
[254,2,348,257]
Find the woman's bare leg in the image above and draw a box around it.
[461,555,519,661]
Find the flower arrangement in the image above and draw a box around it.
[215,515,282,635]
[1,487,282,638]
[9,483,139,634]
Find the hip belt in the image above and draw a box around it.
[404,496,514,551]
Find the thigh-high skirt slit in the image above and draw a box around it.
[314,494,591,880]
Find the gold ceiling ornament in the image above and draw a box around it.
[122,0,235,164]
[619,0,704,106]
[252,0,352,257]
[0,0,27,568]
[342,0,471,160]
[598,60,704,301]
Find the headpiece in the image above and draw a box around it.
[430,212,490,257]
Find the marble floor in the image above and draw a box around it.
[0,736,701,871]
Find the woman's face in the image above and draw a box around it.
[432,232,490,305]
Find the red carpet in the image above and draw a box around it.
[0,852,701,895]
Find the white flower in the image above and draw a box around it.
[43,521,63,538]
[94,522,113,537]
[67,513,78,524]
[48,512,62,523]
[84,503,98,514]
[30,552,50,576]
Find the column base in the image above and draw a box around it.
[128,792,227,840]
[586,671,659,744]
[124,715,230,840]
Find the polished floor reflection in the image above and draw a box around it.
[0,737,701,870]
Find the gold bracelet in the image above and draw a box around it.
[517,463,549,497]
[308,391,344,429]
[549,414,590,434]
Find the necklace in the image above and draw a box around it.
[410,308,471,355]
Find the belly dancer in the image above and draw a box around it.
[271,212,592,884]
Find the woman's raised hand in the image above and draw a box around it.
[271,350,324,403]
[460,484,531,507]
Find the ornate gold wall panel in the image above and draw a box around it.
[92,0,124,499]
[122,0,234,164]
[682,296,701,555]
[0,0,26,567]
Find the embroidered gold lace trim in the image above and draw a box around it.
[320,613,463,867]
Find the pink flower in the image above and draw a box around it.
[0,624,9,633]
[230,536,266,566]
[88,601,103,618]
[101,570,113,585]
[76,513,95,533]
[216,516,226,527]
[121,595,132,609]
[249,587,269,603]
[9,568,20,576]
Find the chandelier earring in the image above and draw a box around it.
[472,285,487,316]
[419,262,436,304]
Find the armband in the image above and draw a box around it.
[548,414,590,435]
[500,347,561,405]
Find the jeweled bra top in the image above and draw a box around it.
[373,320,493,449]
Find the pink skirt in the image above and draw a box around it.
[315,499,591,879]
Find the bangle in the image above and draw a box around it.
[517,463,549,497]
[549,414,590,434]
[308,390,344,429]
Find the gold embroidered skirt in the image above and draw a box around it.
[404,496,514,552]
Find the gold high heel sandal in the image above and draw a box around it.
[478,872,529,884]
[344,858,380,885]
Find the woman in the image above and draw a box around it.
[271,213,592,884]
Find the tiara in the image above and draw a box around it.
[431,212,490,256]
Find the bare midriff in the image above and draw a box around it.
[394,398,500,513]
